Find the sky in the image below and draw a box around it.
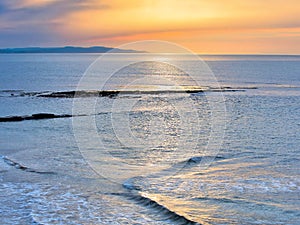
[0,0,299,53]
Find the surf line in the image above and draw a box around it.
[115,156,226,224]
[0,155,56,175]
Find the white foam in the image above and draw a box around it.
[0,182,174,224]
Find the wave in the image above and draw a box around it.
[122,155,226,190]
[122,156,226,189]
[192,196,298,215]
[0,155,56,175]
[119,155,227,224]
[110,192,202,225]
[185,155,225,164]
[0,90,26,97]
[150,155,226,177]
[192,196,238,204]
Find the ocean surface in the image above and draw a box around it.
[0,53,299,225]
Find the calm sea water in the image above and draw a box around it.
[0,54,299,225]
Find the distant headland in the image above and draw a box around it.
[0,46,146,53]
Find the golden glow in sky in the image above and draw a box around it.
[0,0,300,53]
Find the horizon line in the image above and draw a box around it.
[0,46,299,56]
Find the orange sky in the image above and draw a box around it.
[1,0,300,53]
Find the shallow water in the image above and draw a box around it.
[0,54,299,224]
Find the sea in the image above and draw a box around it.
[0,53,299,225]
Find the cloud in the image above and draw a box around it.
[0,0,108,47]
[0,0,299,53]
[0,0,108,22]
[0,24,59,47]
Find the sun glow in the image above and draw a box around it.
[1,0,300,53]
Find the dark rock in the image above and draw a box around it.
[31,113,56,119]
[0,113,73,122]
[0,116,24,122]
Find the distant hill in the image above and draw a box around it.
[0,46,145,53]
